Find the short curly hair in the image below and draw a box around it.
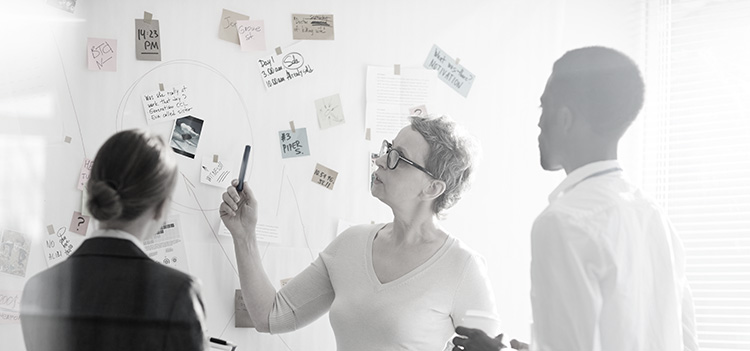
[409,115,479,218]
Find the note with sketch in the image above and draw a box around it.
[143,215,189,273]
[0,230,31,277]
[292,14,335,40]
[315,94,345,129]
[201,156,233,188]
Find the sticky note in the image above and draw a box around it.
[0,230,31,277]
[312,163,338,190]
[237,20,266,52]
[315,94,345,129]
[135,18,161,61]
[0,290,22,324]
[278,128,310,158]
[77,158,93,190]
[292,14,335,40]
[257,48,315,90]
[219,9,249,44]
[142,84,194,125]
[68,211,90,235]
[87,38,117,71]
[235,289,254,327]
[42,226,84,267]
[200,155,233,188]
[423,44,475,97]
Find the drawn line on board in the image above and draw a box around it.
[181,173,239,276]
[52,32,87,158]
[276,165,286,216]
[277,335,294,351]
[286,174,315,260]
[219,310,236,338]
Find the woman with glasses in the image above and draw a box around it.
[220,115,498,350]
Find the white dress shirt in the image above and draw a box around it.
[530,160,699,351]
[87,228,147,253]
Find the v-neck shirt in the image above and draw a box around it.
[268,223,497,351]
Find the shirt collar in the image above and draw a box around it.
[87,228,147,253]
[548,160,623,203]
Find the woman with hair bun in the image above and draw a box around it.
[20,129,208,351]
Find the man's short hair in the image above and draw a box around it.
[548,46,645,137]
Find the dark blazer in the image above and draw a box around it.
[20,236,208,351]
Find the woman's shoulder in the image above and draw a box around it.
[443,235,487,268]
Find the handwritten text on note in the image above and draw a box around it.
[141,84,194,124]
[135,19,161,61]
[87,38,117,71]
[292,14,335,40]
[312,163,338,190]
[218,9,249,44]
[279,128,310,158]
[257,49,315,89]
[237,20,266,51]
[423,45,475,97]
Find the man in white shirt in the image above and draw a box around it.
[453,47,699,351]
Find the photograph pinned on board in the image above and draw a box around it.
[0,230,31,278]
[47,0,77,13]
[170,115,204,159]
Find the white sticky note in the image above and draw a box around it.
[315,94,345,129]
[200,156,233,188]
[141,84,194,125]
[237,20,266,52]
[257,47,315,90]
[42,225,85,268]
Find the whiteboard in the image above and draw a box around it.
[0,0,643,350]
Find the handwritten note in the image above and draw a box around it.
[42,226,84,268]
[423,45,475,97]
[257,48,315,89]
[219,9,249,44]
[87,38,117,71]
[0,290,22,324]
[143,215,189,273]
[68,211,90,235]
[0,230,31,277]
[234,289,253,327]
[278,128,310,158]
[200,155,233,188]
[236,20,266,52]
[135,19,161,61]
[312,163,338,190]
[141,84,194,124]
[77,158,93,190]
[315,94,345,129]
[292,14,335,40]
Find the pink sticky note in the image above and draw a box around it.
[77,158,93,190]
[69,211,90,235]
[237,20,266,52]
[87,38,117,71]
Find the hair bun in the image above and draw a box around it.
[87,179,123,221]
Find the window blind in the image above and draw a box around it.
[642,1,750,350]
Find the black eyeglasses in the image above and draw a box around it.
[379,140,436,178]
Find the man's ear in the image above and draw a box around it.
[421,179,447,201]
[558,105,575,133]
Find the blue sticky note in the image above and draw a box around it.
[279,128,310,158]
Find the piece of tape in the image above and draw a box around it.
[289,121,296,133]
[365,128,371,141]
[143,11,153,24]
[275,47,282,55]
[47,225,55,235]
[393,64,400,75]
[64,136,72,143]
[213,154,219,163]
[159,83,164,91]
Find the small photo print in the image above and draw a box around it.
[0,230,31,278]
[170,115,204,159]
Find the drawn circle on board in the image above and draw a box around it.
[115,59,254,213]
[282,52,304,70]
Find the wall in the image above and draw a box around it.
[0,0,643,349]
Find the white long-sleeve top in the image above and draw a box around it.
[530,160,699,351]
[268,223,498,351]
